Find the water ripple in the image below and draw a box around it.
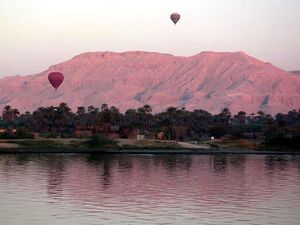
[0,154,300,225]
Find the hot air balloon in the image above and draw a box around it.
[48,72,64,90]
[170,13,180,25]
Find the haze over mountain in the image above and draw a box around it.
[0,51,299,114]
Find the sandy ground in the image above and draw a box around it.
[116,139,177,145]
[0,143,20,148]
[0,138,87,149]
[43,138,88,145]
[0,138,210,149]
[117,139,211,149]
[177,142,210,149]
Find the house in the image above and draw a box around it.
[0,128,17,135]
[0,128,7,134]
[156,132,165,140]
[75,123,122,138]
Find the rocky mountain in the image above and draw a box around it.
[291,70,300,75]
[0,51,299,114]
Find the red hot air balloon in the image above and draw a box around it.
[170,13,180,25]
[48,72,64,90]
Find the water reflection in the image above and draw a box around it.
[229,155,246,168]
[212,155,228,172]
[0,154,299,225]
[15,154,31,166]
[46,157,66,197]
[265,155,291,170]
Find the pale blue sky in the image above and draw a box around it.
[1,0,299,76]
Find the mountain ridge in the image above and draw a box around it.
[0,51,299,114]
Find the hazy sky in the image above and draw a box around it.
[1,0,300,76]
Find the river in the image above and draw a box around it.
[0,154,299,225]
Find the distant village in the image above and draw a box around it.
[0,103,299,148]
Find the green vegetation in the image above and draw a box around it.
[121,140,180,150]
[87,134,118,148]
[15,128,35,139]
[0,103,299,151]
[0,128,34,139]
[17,140,63,148]
[205,139,261,150]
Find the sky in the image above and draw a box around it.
[1,0,300,76]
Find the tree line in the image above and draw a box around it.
[1,103,299,146]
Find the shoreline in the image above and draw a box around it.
[1,147,300,155]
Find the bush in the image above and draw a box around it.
[0,128,34,139]
[18,140,62,148]
[209,124,226,138]
[264,126,300,149]
[88,134,117,148]
[230,127,244,139]
[46,132,59,138]
[15,128,35,139]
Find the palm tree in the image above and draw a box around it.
[76,106,87,127]
[46,106,57,132]
[100,103,111,123]
[143,104,152,114]
[219,108,232,127]
[101,103,109,112]
[124,109,140,128]
[234,111,247,127]
[158,107,178,140]
[2,105,20,122]
[109,106,123,126]
[137,105,153,131]
[55,103,74,137]
[17,111,33,129]
[77,106,86,117]
[190,109,212,138]
[87,105,99,133]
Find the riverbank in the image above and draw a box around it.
[0,138,208,150]
[1,147,300,155]
[0,138,299,155]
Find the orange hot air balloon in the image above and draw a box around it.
[170,13,180,25]
[48,72,64,90]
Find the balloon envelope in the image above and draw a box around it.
[170,13,180,25]
[48,72,64,90]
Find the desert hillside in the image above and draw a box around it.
[0,51,299,114]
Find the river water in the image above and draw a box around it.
[0,154,299,225]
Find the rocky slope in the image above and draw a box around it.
[291,70,300,75]
[0,51,299,114]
